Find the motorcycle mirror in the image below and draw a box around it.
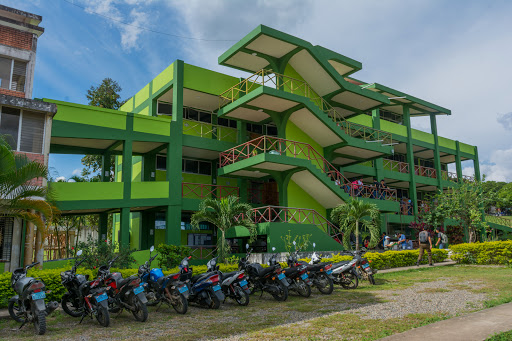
[246,243,249,249]
[76,250,83,257]
[313,242,316,248]
[272,247,276,251]
[150,246,154,252]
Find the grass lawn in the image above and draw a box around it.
[486,330,512,341]
[1,265,511,340]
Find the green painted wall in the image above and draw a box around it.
[380,119,407,137]
[51,182,123,201]
[266,223,342,253]
[347,114,372,127]
[131,181,169,199]
[285,120,323,167]
[411,128,435,144]
[133,115,170,135]
[51,101,127,129]
[438,136,457,150]
[460,142,475,155]
[183,63,239,95]
[287,180,327,218]
[283,64,320,101]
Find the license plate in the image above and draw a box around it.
[326,270,333,275]
[300,273,308,280]
[31,292,46,300]
[277,273,285,280]
[239,279,248,287]
[133,285,144,295]
[212,285,221,292]
[362,263,369,269]
[96,293,108,303]
[178,285,188,293]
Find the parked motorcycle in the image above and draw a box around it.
[276,244,313,298]
[97,256,149,322]
[179,256,225,309]
[138,246,189,314]
[206,257,250,306]
[353,249,376,285]
[8,262,59,335]
[296,243,334,295]
[330,251,360,289]
[60,250,111,327]
[239,245,289,301]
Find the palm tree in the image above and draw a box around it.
[191,196,257,262]
[0,136,58,250]
[330,198,381,251]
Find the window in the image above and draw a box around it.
[0,56,27,92]
[157,101,172,116]
[0,217,13,261]
[156,155,167,170]
[0,106,46,153]
[183,107,212,123]
[266,124,278,136]
[247,123,263,134]
[182,158,212,176]
[218,117,237,128]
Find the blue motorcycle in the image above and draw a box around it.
[179,256,225,309]
[138,246,190,314]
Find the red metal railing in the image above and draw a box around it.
[236,205,343,243]
[441,171,475,182]
[182,182,239,200]
[219,135,397,201]
[414,165,437,178]
[187,245,217,260]
[399,200,414,215]
[383,159,409,174]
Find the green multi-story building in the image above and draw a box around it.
[47,26,508,255]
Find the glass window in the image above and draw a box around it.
[198,161,211,175]
[266,125,278,136]
[0,57,11,90]
[184,159,198,173]
[20,111,45,153]
[156,155,166,170]
[11,60,26,92]
[218,117,237,128]
[199,112,211,123]
[185,108,199,121]
[157,102,172,116]
[247,123,263,134]
[0,107,20,149]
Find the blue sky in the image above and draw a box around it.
[8,0,512,181]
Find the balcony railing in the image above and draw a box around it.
[183,120,238,143]
[399,199,431,216]
[441,171,475,182]
[187,245,216,260]
[219,136,397,201]
[414,165,437,179]
[182,182,239,200]
[383,159,409,174]
[218,69,392,145]
[485,215,512,228]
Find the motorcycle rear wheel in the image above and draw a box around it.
[296,279,312,298]
[33,310,46,335]
[368,274,376,285]
[316,273,334,295]
[340,273,358,289]
[234,285,249,306]
[171,290,188,314]
[8,300,26,323]
[131,295,148,322]
[95,305,110,327]
[61,293,82,317]
[207,290,221,309]
[271,281,288,301]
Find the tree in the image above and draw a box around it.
[498,183,512,209]
[82,78,125,181]
[423,180,489,243]
[0,136,59,264]
[330,198,381,251]
[191,196,257,262]
[482,179,507,211]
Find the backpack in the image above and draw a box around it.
[419,231,429,243]
[441,233,448,244]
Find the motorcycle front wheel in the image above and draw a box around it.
[340,273,358,289]
[170,289,188,314]
[95,305,110,327]
[8,300,26,323]
[234,285,249,306]
[131,295,148,322]
[368,274,376,285]
[33,310,46,335]
[61,293,82,317]
[271,280,288,301]
[206,290,221,309]
[316,273,334,295]
[296,279,312,298]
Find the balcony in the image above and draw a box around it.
[182,182,239,200]
[183,120,238,143]
[399,199,431,216]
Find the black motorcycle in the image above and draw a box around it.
[239,245,289,301]
[276,246,313,298]
[206,257,250,306]
[296,243,334,295]
[8,262,59,335]
[98,256,149,322]
[60,250,111,327]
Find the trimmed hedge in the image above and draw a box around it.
[450,241,512,265]
[0,264,239,308]
[298,249,448,270]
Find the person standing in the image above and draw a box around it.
[435,228,448,249]
[416,228,433,266]
[398,233,407,250]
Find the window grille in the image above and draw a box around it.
[11,60,27,92]
[20,110,45,153]
[0,217,14,262]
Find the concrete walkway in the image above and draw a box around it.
[379,301,512,341]
[378,260,457,274]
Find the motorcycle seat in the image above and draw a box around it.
[191,273,210,283]
[307,264,324,272]
[333,261,351,267]
[220,271,238,280]
[250,263,275,277]
[118,275,138,288]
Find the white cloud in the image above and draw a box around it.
[72,169,81,176]
[497,112,512,131]
[55,176,66,182]
[479,148,512,182]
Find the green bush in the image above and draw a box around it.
[76,237,135,270]
[0,263,239,308]
[155,244,192,270]
[450,241,512,265]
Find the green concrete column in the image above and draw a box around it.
[430,114,443,190]
[143,154,156,182]
[372,109,384,181]
[140,211,154,250]
[99,212,108,242]
[455,141,463,182]
[403,106,418,216]
[120,208,131,247]
[473,146,481,182]
[238,179,248,202]
[237,120,247,143]
[165,60,184,245]
[101,152,111,182]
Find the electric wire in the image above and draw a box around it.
[62,0,238,42]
